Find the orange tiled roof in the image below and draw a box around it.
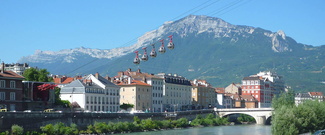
[309,92,323,96]
[0,71,24,79]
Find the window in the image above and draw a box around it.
[0,92,5,100]
[0,80,5,88]
[10,81,15,88]
[10,92,15,100]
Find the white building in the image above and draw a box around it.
[256,71,285,96]
[157,73,192,112]
[1,62,30,75]
[60,73,120,112]
[295,93,312,105]
[216,93,233,108]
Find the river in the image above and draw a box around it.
[125,125,271,135]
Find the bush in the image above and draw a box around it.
[11,125,24,135]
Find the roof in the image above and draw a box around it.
[117,80,151,86]
[0,71,24,79]
[295,93,311,98]
[241,95,258,102]
[243,76,261,80]
[309,92,323,96]
[215,88,225,93]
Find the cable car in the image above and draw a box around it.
[167,35,174,49]
[141,47,148,61]
[158,39,166,54]
[133,51,140,65]
[150,44,157,58]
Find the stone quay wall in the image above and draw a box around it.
[0,109,214,132]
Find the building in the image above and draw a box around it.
[215,90,233,108]
[60,73,120,112]
[115,77,152,112]
[22,81,56,110]
[225,83,242,95]
[295,93,312,105]
[256,71,285,96]
[308,92,324,102]
[241,76,273,108]
[0,63,30,75]
[114,69,164,112]
[191,79,216,109]
[156,73,192,112]
[295,92,324,105]
[0,64,25,111]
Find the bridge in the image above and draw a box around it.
[214,108,273,125]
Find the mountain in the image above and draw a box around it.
[18,15,325,92]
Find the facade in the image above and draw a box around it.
[295,93,312,105]
[0,64,25,111]
[114,69,163,112]
[225,83,242,94]
[216,92,233,108]
[22,81,56,110]
[1,63,30,75]
[60,73,120,112]
[241,76,273,108]
[191,79,216,109]
[256,71,285,96]
[157,73,192,112]
[295,92,324,105]
[117,78,152,112]
[308,92,324,102]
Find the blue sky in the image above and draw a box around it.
[1,0,324,63]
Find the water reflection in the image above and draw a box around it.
[125,125,271,135]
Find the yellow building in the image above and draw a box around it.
[117,79,152,112]
[191,79,216,109]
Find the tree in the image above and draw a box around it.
[120,103,134,110]
[23,67,53,82]
[11,125,24,135]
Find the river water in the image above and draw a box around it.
[125,125,271,135]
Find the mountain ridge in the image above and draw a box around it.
[18,15,325,92]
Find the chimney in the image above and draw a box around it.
[137,69,141,73]
[1,62,4,73]
[95,72,99,79]
[128,77,131,84]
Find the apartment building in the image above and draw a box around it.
[0,64,24,111]
[156,73,192,112]
[0,62,30,75]
[116,77,152,112]
[60,73,120,112]
[114,69,163,112]
[191,79,216,109]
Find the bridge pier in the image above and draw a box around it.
[255,116,266,125]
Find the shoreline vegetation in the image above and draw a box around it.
[0,114,230,135]
[271,90,325,134]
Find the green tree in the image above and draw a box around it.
[23,68,52,82]
[120,103,134,110]
[271,89,295,110]
[11,125,23,135]
[54,87,70,106]
[237,114,255,123]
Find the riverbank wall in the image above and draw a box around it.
[0,109,214,131]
